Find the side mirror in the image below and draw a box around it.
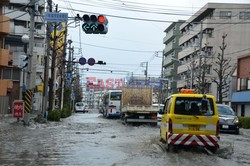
[159,109,164,115]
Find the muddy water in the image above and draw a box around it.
[0,113,250,166]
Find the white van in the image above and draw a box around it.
[75,102,87,113]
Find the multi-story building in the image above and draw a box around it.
[3,0,45,112]
[177,3,250,101]
[162,20,184,95]
[231,54,250,117]
[0,0,13,114]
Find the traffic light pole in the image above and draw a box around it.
[23,0,35,125]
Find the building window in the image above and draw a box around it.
[219,11,232,19]
[248,79,250,90]
[240,78,247,90]
[239,12,250,20]
[35,23,43,30]
[3,68,11,79]
[12,69,20,81]
[14,20,26,28]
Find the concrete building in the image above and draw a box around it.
[3,0,45,112]
[231,54,250,117]
[177,3,250,101]
[0,0,13,114]
[162,20,184,95]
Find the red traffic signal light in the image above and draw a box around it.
[98,15,105,23]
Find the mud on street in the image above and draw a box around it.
[0,111,250,166]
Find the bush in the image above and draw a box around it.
[61,107,71,118]
[48,109,61,122]
[239,117,250,129]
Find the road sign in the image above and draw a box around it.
[13,100,24,119]
[66,73,73,79]
[45,12,68,22]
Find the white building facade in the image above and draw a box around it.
[177,3,250,101]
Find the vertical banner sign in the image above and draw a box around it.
[13,100,24,118]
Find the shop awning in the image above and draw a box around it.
[231,91,250,103]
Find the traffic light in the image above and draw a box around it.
[18,55,28,69]
[82,14,108,34]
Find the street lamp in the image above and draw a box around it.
[19,35,30,99]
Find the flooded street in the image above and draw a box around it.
[1,111,250,166]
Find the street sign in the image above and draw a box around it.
[45,12,68,22]
[66,73,73,79]
[13,100,24,119]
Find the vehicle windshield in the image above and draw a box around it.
[76,102,84,106]
[217,105,235,116]
[174,97,214,116]
[110,92,121,101]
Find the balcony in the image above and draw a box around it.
[163,69,173,77]
[178,47,196,60]
[179,19,211,46]
[163,42,174,55]
[177,79,186,89]
[0,16,10,36]
[0,48,10,67]
[163,30,174,44]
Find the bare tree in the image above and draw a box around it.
[213,34,232,103]
[196,45,210,94]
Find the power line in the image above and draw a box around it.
[63,6,250,24]
[225,47,250,55]
[57,0,194,16]
[59,0,250,17]
[0,12,29,24]
[73,41,160,53]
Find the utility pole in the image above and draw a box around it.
[23,0,35,125]
[42,0,52,118]
[67,39,73,111]
[48,5,59,111]
[198,22,203,93]
[58,26,68,110]
[160,53,164,104]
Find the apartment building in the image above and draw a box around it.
[177,3,250,100]
[231,54,250,117]
[162,20,184,95]
[0,0,13,113]
[2,0,46,112]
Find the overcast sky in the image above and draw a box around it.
[53,0,250,83]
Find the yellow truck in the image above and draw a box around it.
[159,89,220,152]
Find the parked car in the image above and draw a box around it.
[217,104,239,134]
[75,102,87,113]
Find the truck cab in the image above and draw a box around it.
[160,89,220,152]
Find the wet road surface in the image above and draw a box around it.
[0,111,250,166]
